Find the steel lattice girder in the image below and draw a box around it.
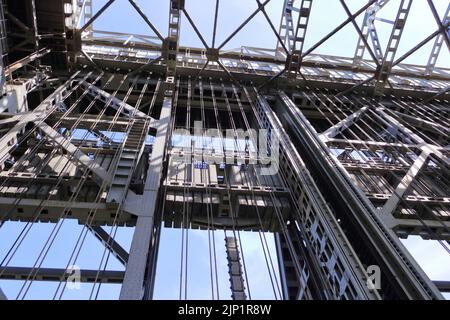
[1,0,449,301]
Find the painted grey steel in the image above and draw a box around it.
[119,93,172,300]
[0,0,449,301]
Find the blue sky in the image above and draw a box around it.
[87,0,450,66]
[1,0,449,300]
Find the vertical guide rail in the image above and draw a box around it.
[247,88,380,300]
[225,237,247,300]
[276,91,443,299]
[0,0,7,94]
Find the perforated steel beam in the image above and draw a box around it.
[166,0,182,77]
[374,0,412,95]
[353,0,390,66]
[283,0,313,79]
[425,3,450,76]
[277,0,296,56]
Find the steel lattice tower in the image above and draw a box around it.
[0,0,449,300]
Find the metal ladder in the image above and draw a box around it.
[107,119,148,203]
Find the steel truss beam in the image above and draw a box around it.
[79,81,155,122]
[427,0,450,51]
[128,0,164,41]
[80,0,115,33]
[87,226,129,266]
[49,113,140,132]
[79,37,450,92]
[320,106,369,141]
[288,91,450,242]
[425,3,450,76]
[0,72,81,168]
[374,0,412,95]
[353,0,390,66]
[325,138,447,153]
[0,266,124,283]
[376,108,450,168]
[279,0,313,79]
[382,150,430,215]
[340,0,381,70]
[0,197,133,226]
[4,48,50,77]
[37,122,110,183]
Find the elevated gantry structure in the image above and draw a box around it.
[0,0,449,300]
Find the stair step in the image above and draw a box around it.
[112,177,128,185]
[121,153,136,160]
[116,168,132,176]
[118,159,134,167]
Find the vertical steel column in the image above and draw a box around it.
[274,233,290,300]
[119,92,172,300]
[166,0,182,78]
